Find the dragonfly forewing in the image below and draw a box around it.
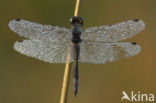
[82,19,145,42]
[9,19,72,43]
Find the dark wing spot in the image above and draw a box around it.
[131,42,137,45]
[133,19,139,22]
[15,19,21,21]
[18,40,23,42]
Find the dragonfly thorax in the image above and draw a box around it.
[72,26,81,35]
[70,17,83,43]
[72,26,82,43]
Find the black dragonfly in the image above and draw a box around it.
[9,17,145,95]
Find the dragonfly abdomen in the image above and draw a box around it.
[73,43,80,96]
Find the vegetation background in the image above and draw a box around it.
[0,0,155,103]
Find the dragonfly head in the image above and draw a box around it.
[70,16,84,27]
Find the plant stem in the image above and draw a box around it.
[74,0,81,17]
[60,0,81,103]
[60,54,72,103]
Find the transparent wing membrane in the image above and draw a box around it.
[80,41,141,64]
[82,19,145,42]
[9,19,145,64]
[14,40,74,63]
[9,19,72,42]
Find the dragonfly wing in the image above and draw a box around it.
[14,40,74,63]
[9,19,72,42]
[80,41,141,64]
[82,19,145,42]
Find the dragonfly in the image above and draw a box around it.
[9,17,145,96]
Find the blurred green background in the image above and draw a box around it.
[0,0,156,103]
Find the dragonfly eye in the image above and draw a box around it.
[70,16,84,26]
